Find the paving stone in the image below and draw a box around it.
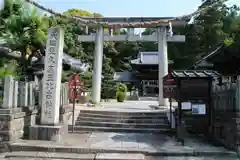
[9,132,238,157]
[5,151,95,159]
[145,156,239,160]
[122,141,139,148]
[95,153,144,160]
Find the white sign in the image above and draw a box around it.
[41,28,64,125]
[192,104,206,115]
[181,102,191,110]
[198,104,206,115]
[192,104,199,114]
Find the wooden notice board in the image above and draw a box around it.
[163,73,177,99]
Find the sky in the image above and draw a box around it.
[32,0,239,34]
[36,0,240,17]
[0,0,239,18]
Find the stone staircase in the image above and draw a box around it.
[69,109,171,133]
[139,96,158,101]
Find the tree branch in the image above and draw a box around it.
[0,46,89,72]
[0,47,21,60]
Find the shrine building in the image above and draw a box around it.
[114,51,173,96]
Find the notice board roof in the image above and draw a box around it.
[170,70,221,78]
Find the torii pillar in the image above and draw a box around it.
[92,26,104,103]
[78,22,185,105]
[157,27,168,106]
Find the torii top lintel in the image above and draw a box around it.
[74,16,187,28]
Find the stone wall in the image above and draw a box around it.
[212,111,240,150]
[29,105,72,141]
[0,107,38,152]
[0,75,71,151]
[0,106,72,152]
[60,106,73,135]
[211,79,240,151]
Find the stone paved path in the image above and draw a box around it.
[145,156,238,160]
[0,132,238,159]
[10,132,236,155]
[1,100,237,159]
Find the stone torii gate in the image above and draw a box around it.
[78,17,187,106]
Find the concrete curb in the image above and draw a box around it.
[4,152,95,160]
[9,144,237,157]
[4,152,146,160]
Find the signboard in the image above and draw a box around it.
[68,73,85,99]
[192,104,206,115]
[180,79,209,100]
[163,73,177,98]
[182,102,191,110]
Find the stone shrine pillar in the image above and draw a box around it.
[2,76,14,108]
[157,27,168,106]
[92,26,104,103]
[41,28,64,125]
[29,28,65,141]
[0,76,25,147]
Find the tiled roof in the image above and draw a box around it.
[171,70,221,78]
[130,52,173,65]
[193,44,223,68]
[113,72,135,82]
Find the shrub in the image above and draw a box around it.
[116,91,126,102]
[116,83,127,92]
[116,83,127,102]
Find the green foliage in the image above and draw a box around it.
[0,97,2,105]
[0,0,49,78]
[224,38,234,46]
[116,91,127,102]
[116,83,127,102]
[0,61,19,78]
[116,83,127,92]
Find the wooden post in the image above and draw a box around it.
[169,98,172,132]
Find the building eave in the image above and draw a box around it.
[130,58,174,65]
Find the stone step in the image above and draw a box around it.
[144,156,239,160]
[74,121,169,129]
[80,110,168,116]
[3,152,144,160]
[9,144,237,158]
[78,113,167,119]
[69,125,171,133]
[95,153,144,160]
[76,117,168,124]
[4,152,95,160]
